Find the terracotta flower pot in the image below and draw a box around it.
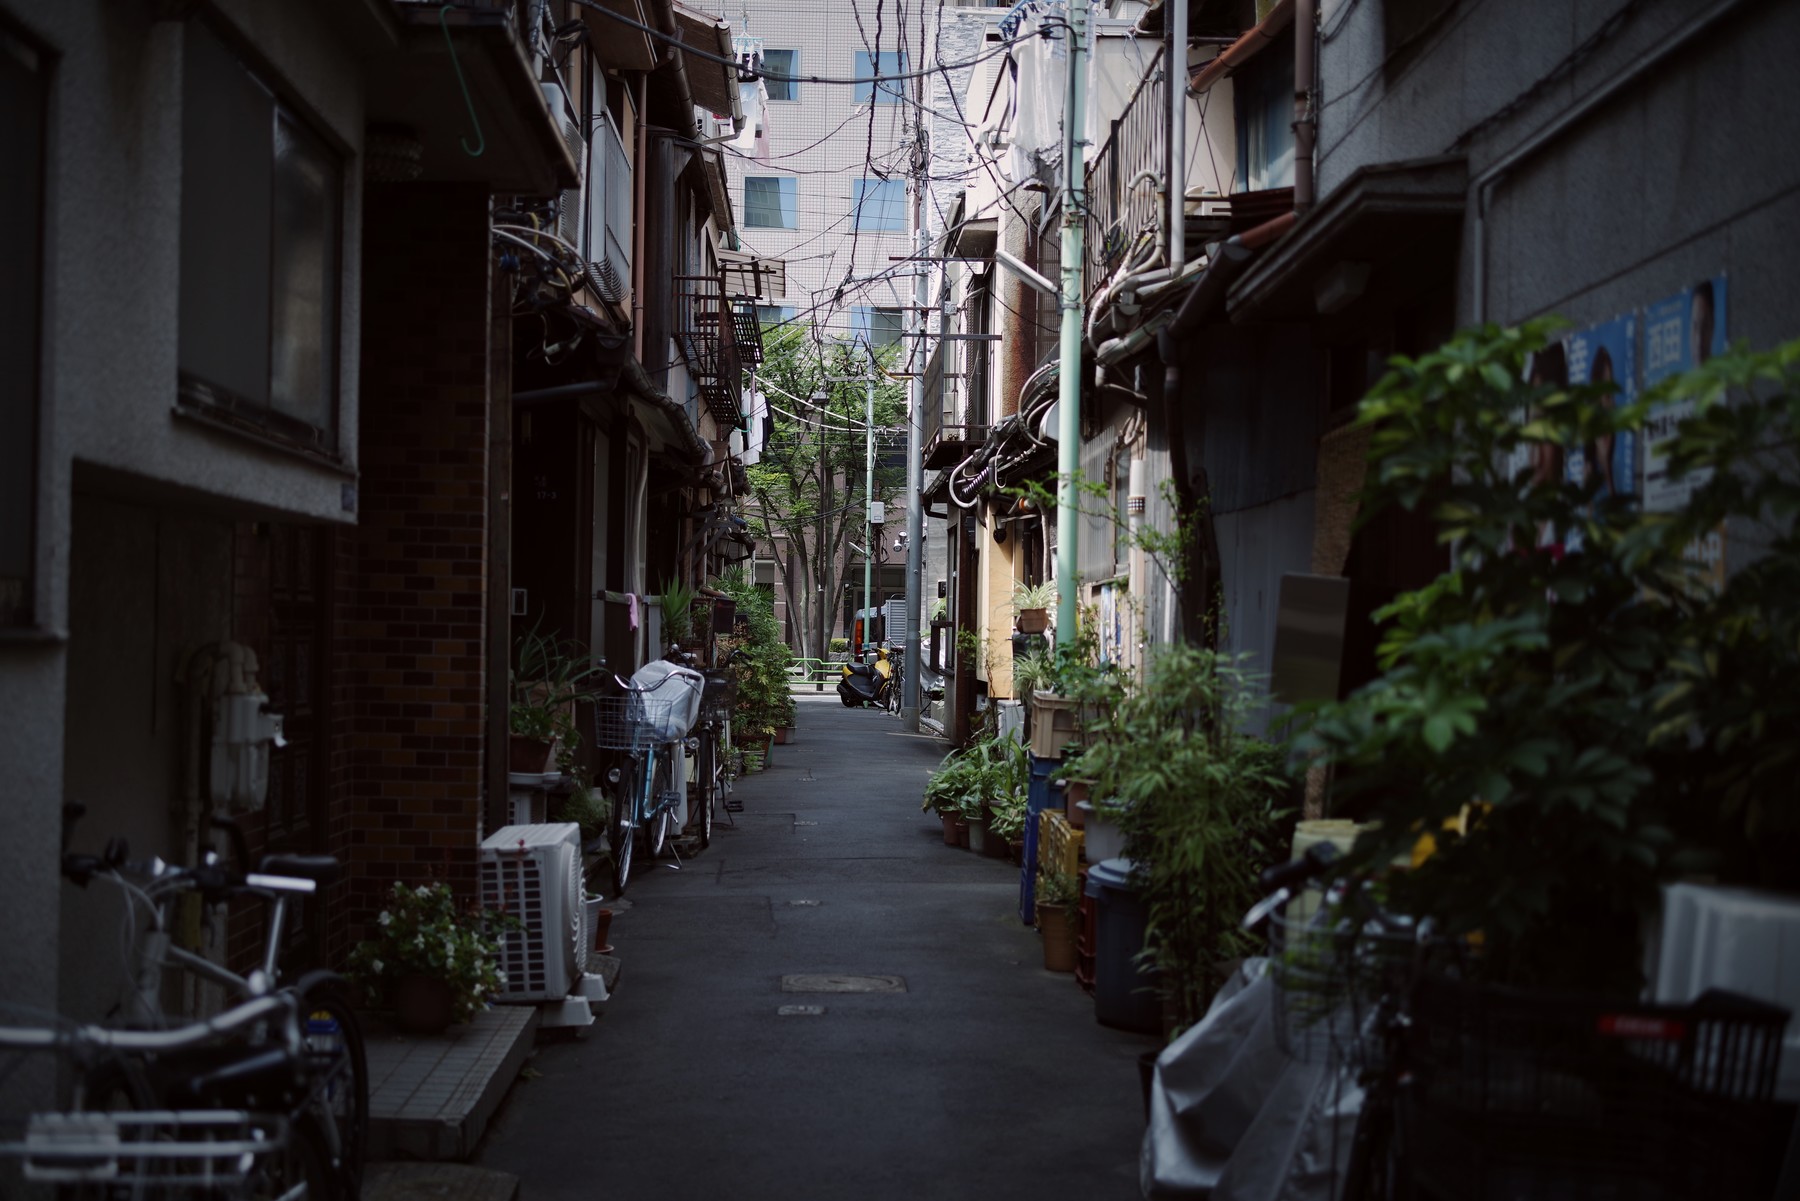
[1016,608,1050,635]
[508,734,556,774]
[589,901,614,953]
[1037,903,1078,973]
[391,973,457,1034]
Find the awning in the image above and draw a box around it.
[581,0,659,71]
[672,4,742,120]
[364,4,579,194]
[1226,156,1467,322]
[951,217,998,261]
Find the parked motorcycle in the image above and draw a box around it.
[837,646,893,708]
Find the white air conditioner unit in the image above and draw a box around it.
[479,823,608,1025]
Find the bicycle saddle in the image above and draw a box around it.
[257,854,341,885]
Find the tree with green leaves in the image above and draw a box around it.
[744,324,908,658]
[1300,321,1800,993]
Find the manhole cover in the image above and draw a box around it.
[778,1004,826,1016]
[780,974,906,994]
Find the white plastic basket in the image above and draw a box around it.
[1267,905,1415,1066]
[3,1109,288,1190]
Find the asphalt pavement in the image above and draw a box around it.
[473,693,1157,1201]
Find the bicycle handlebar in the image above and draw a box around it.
[0,991,297,1055]
[1257,842,1339,895]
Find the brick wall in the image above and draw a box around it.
[331,183,495,960]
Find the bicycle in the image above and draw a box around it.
[1246,847,1791,1201]
[0,813,368,1198]
[592,656,705,897]
[687,663,738,845]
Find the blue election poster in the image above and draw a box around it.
[1561,315,1637,555]
[1641,275,1728,513]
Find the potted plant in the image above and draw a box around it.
[1013,581,1056,635]
[510,624,603,776]
[1077,644,1290,1029]
[347,881,511,1034]
[656,578,698,649]
[1035,869,1080,972]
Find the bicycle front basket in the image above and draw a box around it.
[5,1109,289,1191]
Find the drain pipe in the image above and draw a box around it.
[1470,0,1749,323]
[1169,0,1188,272]
[1294,0,1316,212]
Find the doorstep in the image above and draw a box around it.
[365,1004,539,1162]
[362,1161,520,1201]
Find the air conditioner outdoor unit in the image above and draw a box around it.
[478,823,608,1027]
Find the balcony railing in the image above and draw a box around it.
[674,271,743,426]
[1084,45,1166,302]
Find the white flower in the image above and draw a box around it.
[370,958,384,975]
[377,911,392,927]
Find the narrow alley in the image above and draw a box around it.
[473,696,1152,1201]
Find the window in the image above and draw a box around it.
[853,50,906,105]
[852,178,905,231]
[762,48,797,101]
[852,306,904,347]
[756,305,796,326]
[743,176,796,228]
[1233,46,1295,193]
[0,22,45,627]
[179,21,342,450]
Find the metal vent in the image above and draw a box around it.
[480,853,548,997]
[590,257,624,303]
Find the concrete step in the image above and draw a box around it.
[364,1161,520,1201]
[365,1005,539,1162]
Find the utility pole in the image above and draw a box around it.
[863,348,876,655]
[1055,0,1089,638]
[901,222,927,730]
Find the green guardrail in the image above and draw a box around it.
[786,657,839,692]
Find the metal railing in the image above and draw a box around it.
[673,270,744,425]
[1084,45,1166,301]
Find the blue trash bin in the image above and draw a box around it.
[1087,857,1160,1033]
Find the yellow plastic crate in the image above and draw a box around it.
[1038,810,1083,878]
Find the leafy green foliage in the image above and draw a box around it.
[714,568,795,736]
[744,327,908,657]
[1300,323,1800,992]
[1076,645,1291,1030]
[1037,868,1080,909]
[922,728,1030,828]
[656,577,698,648]
[348,881,513,1024]
[510,622,605,775]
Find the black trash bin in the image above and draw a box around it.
[1088,857,1160,1033]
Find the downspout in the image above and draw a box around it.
[1469,0,1748,323]
[1294,0,1316,212]
[633,72,649,361]
[1168,0,1188,272]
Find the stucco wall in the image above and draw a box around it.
[0,0,371,1039]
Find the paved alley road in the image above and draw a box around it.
[475,696,1155,1201]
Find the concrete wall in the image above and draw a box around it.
[1316,0,1800,344]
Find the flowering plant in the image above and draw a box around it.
[347,881,510,1024]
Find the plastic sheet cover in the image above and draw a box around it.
[1140,960,1364,1201]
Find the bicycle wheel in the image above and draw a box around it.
[694,732,715,848]
[609,776,636,896]
[646,751,674,859]
[254,1110,338,1201]
[297,974,369,1197]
